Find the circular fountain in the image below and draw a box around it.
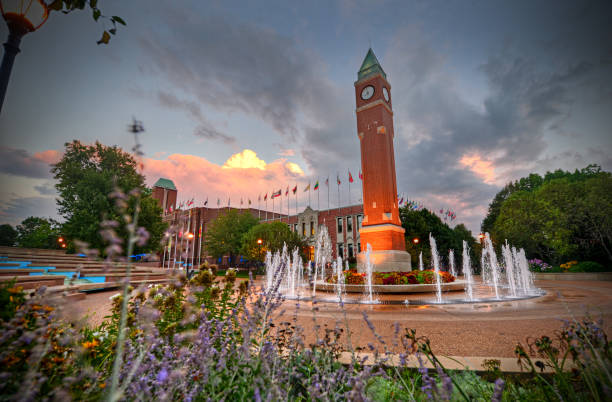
[263,228,544,305]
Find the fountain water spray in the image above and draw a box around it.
[335,256,345,301]
[364,243,376,303]
[429,233,443,303]
[419,251,423,271]
[449,249,456,277]
[483,233,501,299]
[462,240,474,301]
[501,241,518,297]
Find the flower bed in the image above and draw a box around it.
[326,269,455,285]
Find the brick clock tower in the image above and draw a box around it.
[355,49,411,272]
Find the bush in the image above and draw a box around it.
[569,261,607,273]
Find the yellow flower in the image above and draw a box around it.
[7,286,23,294]
[82,339,99,349]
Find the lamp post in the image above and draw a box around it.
[0,0,49,114]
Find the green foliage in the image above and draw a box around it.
[482,165,603,235]
[400,207,480,270]
[0,224,17,246]
[489,166,612,264]
[241,221,306,262]
[15,217,62,249]
[568,261,607,273]
[205,209,259,263]
[51,140,166,255]
[0,280,25,322]
[47,0,126,45]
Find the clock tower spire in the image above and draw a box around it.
[355,48,411,272]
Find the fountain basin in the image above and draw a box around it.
[315,279,468,294]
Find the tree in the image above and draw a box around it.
[51,140,166,255]
[400,207,478,270]
[205,210,259,264]
[47,0,127,45]
[489,168,612,265]
[15,217,62,249]
[0,224,17,246]
[481,165,603,234]
[241,222,306,262]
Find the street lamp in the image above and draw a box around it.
[0,0,49,113]
[412,237,420,245]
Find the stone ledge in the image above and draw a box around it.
[534,272,612,281]
[315,279,467,294]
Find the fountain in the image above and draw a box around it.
[262,231,543,305]
[429,233,443,303]
[418,251,424,271]
[462,240,474,301]
[449,249,456,277]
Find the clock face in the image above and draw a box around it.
[361,85,375,100]
[383,87,390,102]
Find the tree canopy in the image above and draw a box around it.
[15,217,62,249]
[241,221,306,262]
[51,140,166,255]
[490,168,612,265]
[400,207,480,271]
[204,210,259,263]
[0,225,17,247]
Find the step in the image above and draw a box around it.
[0,275,65,289]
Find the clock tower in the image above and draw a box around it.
[355,48,411,272]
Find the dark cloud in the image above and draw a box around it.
[139,10,330,140]
[155,90,237,144]
[0,147,52,179]
[194,124,236,145]
[0,196,59,226]
[34,182,57,196]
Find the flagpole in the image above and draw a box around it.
[167,235,172,269]
[265,199,268,221]
[348,170,351,206]
[287,190,289,223]
[198,212,203,267]
[162,238,167,268]
[327,176,330,211]
[272,196,275,221]
[317,177,320,211]
[337,173,341,214]
[308,184,311,207]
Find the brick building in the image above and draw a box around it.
[152,178,177,215]
[160,202,363,268]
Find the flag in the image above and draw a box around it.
[240,198,244,206]
[264,193,268,201]
[359,170,363,180]
[258,194,261,202]
[227,198,230,206]
[314,181,319,190]
[292,185,297,194]
[217,198,220,206]
[272,189,282,198]
[285,186,289,196]
[337,175,341,185]
[349,171,354,183]
[399,197,404,205]
[325,177,329,187]
[169,205,173,213]
[304,183,310,192]
[204,197,208,206]
[248,199,252,205]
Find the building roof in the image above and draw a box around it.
[358,48,387,81]
[153,178,177,190]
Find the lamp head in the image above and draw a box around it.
[0,0,49,35]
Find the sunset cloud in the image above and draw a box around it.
[459,153,497,184]
[143,150,306,205]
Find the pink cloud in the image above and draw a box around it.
[143,149,306,205]
[33,150,62,165]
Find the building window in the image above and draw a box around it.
[310,221,314,236]
[337,217,343,233]
[302,222,306,237]
[357,215,363,229]
[358,242,362,253]
[348,243,354,259]
[338,243,344,259]
[347,216,353,233]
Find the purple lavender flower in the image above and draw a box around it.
[492,378,505,402]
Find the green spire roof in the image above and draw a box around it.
[358,48,386,81]
[153,178,177,190]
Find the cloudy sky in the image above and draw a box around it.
[1,0,611,234]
